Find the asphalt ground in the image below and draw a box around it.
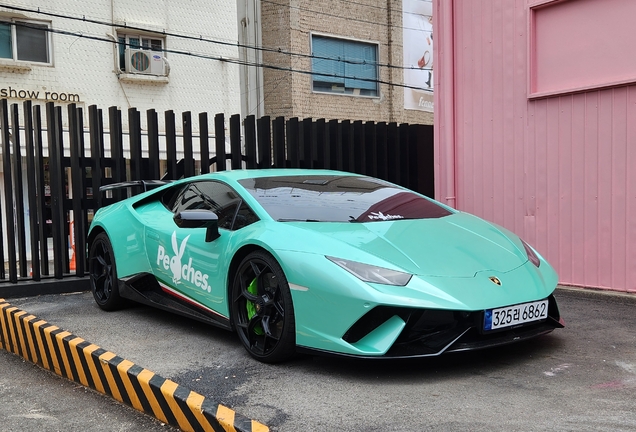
[2,287,635,431]
[0,348,174,432]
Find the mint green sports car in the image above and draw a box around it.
[87,169,564,363]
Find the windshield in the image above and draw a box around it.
[238,175,452,222]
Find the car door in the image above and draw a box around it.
[144,180,244,318]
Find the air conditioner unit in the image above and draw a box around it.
[124,48,169,76]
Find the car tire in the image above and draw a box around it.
[231,250,296,363]
[89,233,125,311]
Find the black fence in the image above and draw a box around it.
[0,98,434,294]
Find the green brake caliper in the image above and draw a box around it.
[246,277,264,335]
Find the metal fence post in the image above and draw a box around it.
[0,99,16,282]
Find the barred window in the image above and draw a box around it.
[311,35,378,97]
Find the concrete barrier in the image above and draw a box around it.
[0,298,269,432]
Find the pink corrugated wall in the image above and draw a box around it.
[434,0,636,292]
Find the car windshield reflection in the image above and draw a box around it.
[239,175,451,222]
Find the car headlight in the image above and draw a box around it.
[326,256,412,286]
[520,239,540,267]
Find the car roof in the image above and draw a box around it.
[194,168,361,183]
[117,169,365,211]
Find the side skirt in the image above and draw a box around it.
[118,273,232,331]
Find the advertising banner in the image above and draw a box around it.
[403,0,434,112]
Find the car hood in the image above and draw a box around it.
[285,213,527,277]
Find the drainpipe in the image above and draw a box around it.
[237,0,264,119]
[387,0,395,121]
[434,0,456,208]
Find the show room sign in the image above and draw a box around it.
[1,86,81,103]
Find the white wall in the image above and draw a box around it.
[0,0,243,268]
[0,0,242,133]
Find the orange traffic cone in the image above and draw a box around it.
[70,246,76,271]
[69,220,76,271]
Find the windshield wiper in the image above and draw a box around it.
[277,218,321,222]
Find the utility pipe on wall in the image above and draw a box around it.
[434,0,456,208]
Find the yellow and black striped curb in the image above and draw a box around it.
[0,299,269,432]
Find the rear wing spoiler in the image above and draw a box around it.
[98,180,169,194]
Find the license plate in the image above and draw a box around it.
[484,299,549,331]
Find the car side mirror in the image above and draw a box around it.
[173,210,220,242]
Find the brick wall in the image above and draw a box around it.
[260,0,434,125]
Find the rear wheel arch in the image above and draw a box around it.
[88,231,126,311]
[87,226,106,256]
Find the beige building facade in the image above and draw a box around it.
[259,0,433,125]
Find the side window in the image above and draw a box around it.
[171,181,258,231]
[234,201,259,230]
[161,184,185,210]
[0,20,51,63]
[172,185,204,213]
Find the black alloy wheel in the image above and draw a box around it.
[89,233,125,311]
[231,250,295,363]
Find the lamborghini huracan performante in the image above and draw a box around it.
[87,169,564,363]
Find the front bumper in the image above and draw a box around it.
[299,295,564,359]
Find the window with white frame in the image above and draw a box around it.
[0,20,51,63]
[117,33,165,73]
[311,35,378,97]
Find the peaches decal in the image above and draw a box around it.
[157,232,211,292]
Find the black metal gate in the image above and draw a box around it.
[0,99,434,296]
